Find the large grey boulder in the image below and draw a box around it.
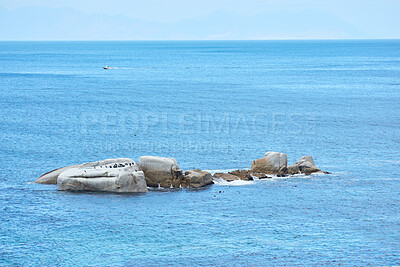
[58,166,148,193]
[250,151,287,174]
[287,155,321,175]
[36,158,138,184]
[184,170,213,188]
[138,156,186,188]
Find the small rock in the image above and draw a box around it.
[184,170,213,188]
[213,173,240,182]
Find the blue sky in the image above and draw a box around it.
[0,0,399,40]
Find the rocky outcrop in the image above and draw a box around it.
[278,167,287,177]
[213,173,240,182]
[250,151,287,174]
[228,169,253,180]
[58,166,148,193]
[228,169,272,180]
[287,155,321,175]
[36,158,138,184]
[184,170,213,188]
[138,156,187,188]
[35,152,330,193]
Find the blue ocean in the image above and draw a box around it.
[0,40,399,265]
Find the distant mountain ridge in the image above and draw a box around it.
[0,5,369,40]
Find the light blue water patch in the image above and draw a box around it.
[0,40,399,265]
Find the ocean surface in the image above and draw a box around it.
[0,40,399,266]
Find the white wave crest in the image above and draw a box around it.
[212,178,255,186]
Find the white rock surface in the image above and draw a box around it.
[36,158,139,184]
[264,152,288,169]
[35,165,80,184]
[57,166,148,193]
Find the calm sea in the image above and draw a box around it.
[0,40,399,265]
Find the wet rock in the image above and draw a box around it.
[213,173,240,182]
[228,169,272,180]
[278,166,288,176]
[252,172,271,179]
[228,169,253,180]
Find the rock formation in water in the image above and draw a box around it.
[35,152,329,192]
[138,156,187,188]
[221,152,326,179]
[250,151,288,174]
[184,169,213,188]
[287,155,323,175]
[228,169,270,180]
[58,166,148,193]
[213,172,241,182]
[35,158,139,184]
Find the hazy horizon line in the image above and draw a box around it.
[1,38,400,42]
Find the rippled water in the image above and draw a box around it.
[0,40,399,265]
